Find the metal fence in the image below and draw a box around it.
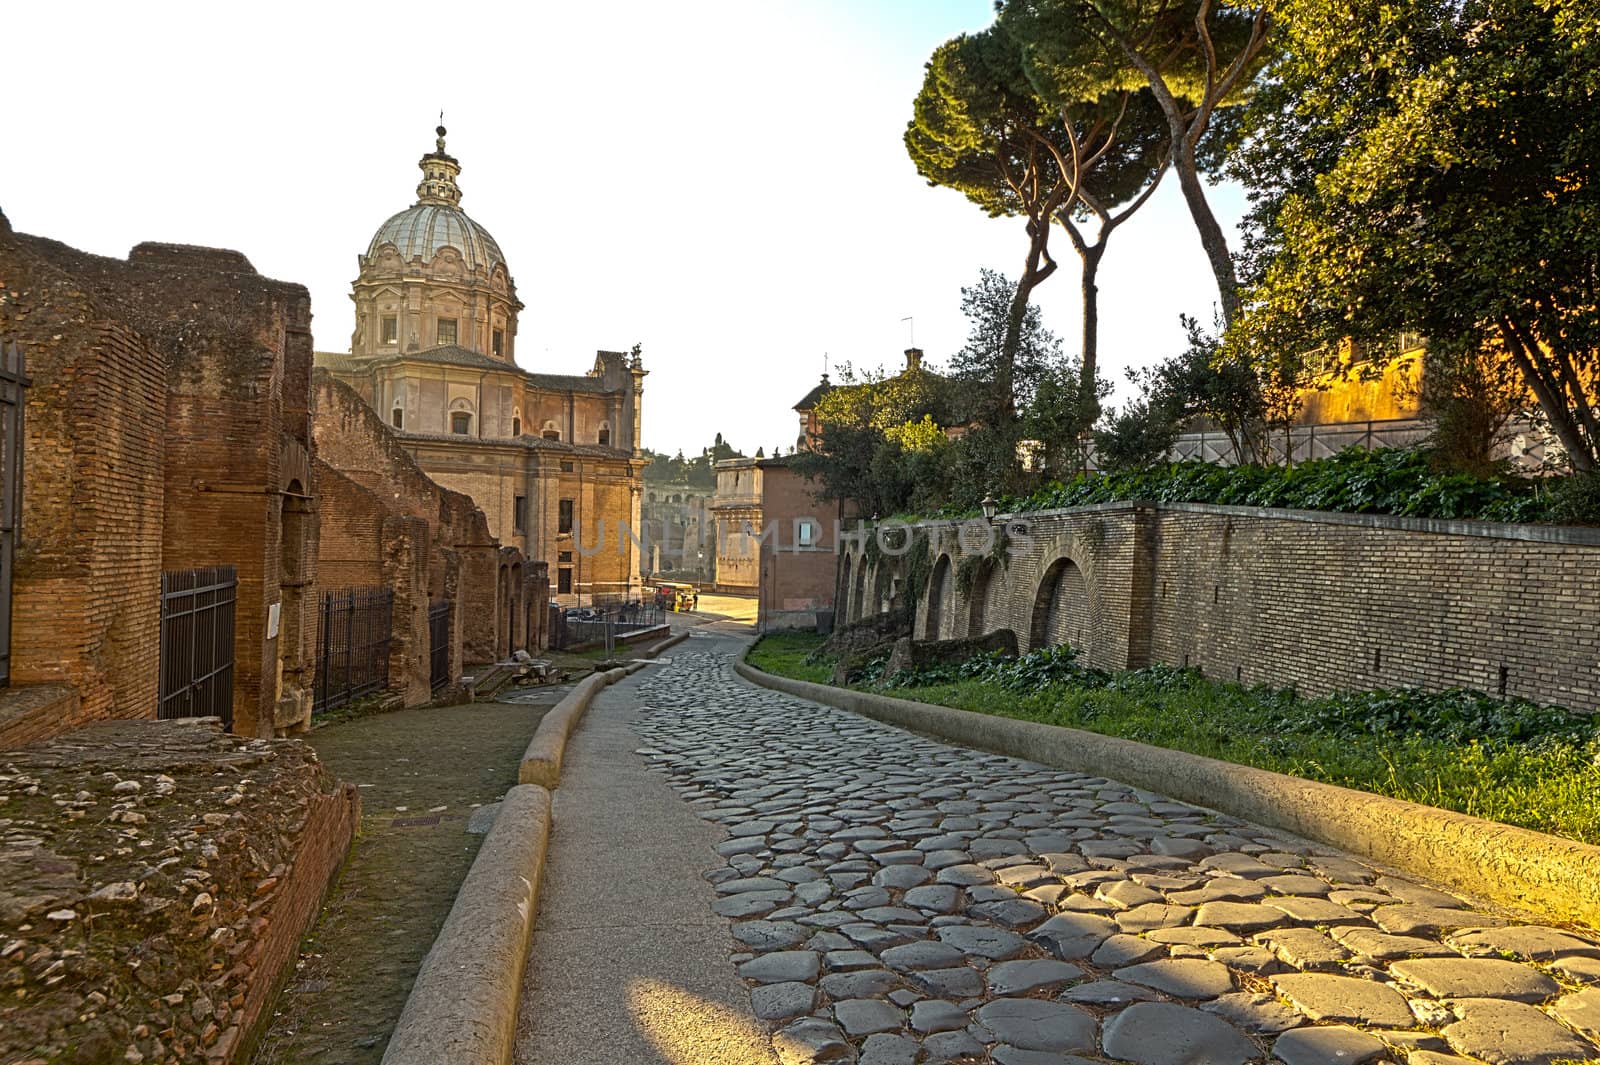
[158,566,238,727]
[314,587,393,713]
[548,600,665,652]
[0,341,29,689]
[1166,418,1433,466]
[428,599,451,693]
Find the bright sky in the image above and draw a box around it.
[7,0,1245,459]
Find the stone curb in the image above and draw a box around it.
[518,666,630,789]
[381,783,552,1065]
[735,656,1600,928]
[638,630,690,658]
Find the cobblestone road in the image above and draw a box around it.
[633,642,1600,1065]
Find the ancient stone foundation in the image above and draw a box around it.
[0,719,357,1064]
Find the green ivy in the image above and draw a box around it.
[997,448,1593,526]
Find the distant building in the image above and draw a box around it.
[316,126,647,605]
[640,483,713,584]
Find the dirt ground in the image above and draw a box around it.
[250,689,564,1065]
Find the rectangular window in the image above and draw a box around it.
[558,550,573,562]
[436,318,458,346]
[796,519,817,547]
[450,411,471,435]
[492,328,504,356]
[391,408,403,429]
[381,316,398,344]
[557,567,573,594]
[513,495,527,534]
[558,498,574,534]
[560,461,574,472]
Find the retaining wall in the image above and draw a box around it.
[841,503,1600,710]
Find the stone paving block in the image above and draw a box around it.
[921,1029,987,1059]
[1200,853,1283,878]
[909,997,967,1034]
[1447,925,1600,962]
[934,923,1027,961]
[907,966,985,999]
[1097,879,1167,909]
[1194,901,1292,933]
[1169,879,1270,906]
[1092,933,1169,968]
[752,980,821,1021]
[1307,856,1376,884]
[1263,895,1370,925]
[1113,958,1236,999]
[1375,876,1470,909]
[967,897,1050,928]
[833,998,904,1037]
[1408,1053,1481,1065]
[739,950,821,983]
[1209,946,1287,975]
[713,889,794,918]
[857,1032,919,1065]
[1331,926,1459,961]
[1272,1024,1389,1065]
[1443,997,1600,1065]
[1255,927,1355,970]
[1389,957,1561,1003]
[772,1017,856,1065]
[1062,978,1164,1005]
[1149,926,1244,947]
[821,969,902,999]
[973,998,1098,1054]
[1027,912,1119,959]
[881,941,967,972]
[1374,905,1507,937]
[1271,972,1416,1028]
[734,919,810,949]
[1116,903,1194,933]
[1556,956,1600,985]
[1101,1001,1259,1065]
[986,958,1084,996]
[1550,987,1600,1042]
[1202,992,1305,1034]
[1259,874,1334,897]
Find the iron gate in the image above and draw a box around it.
[315,587,393,713]
[0,341,28,689]
[158,566,238,726]
[428,600,451,693]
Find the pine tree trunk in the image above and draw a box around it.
[1173,141,1241,327]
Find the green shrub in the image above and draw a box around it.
[1000,447,1590,525]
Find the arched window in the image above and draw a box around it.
[391,407,404,429]
[542,419,561,441]
[512,413,522,437]
[451,411,472,435]
[598,421,612,446]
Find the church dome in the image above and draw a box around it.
[362,124,507,275]
[367,204,505,273]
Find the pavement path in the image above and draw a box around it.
[520,634,1600,1065]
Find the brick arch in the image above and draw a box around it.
[1029,556,1092,654]
[967,558,1006,637]
[853,556,869,621]
[923,553,954,640]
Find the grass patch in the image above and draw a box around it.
[746,635,1600,845]
[747,631,836,684]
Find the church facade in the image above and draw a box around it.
[316,127,646,604]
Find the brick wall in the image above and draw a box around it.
[0,227,169,735]
[0,221,321,741]
[847,503,1600,711]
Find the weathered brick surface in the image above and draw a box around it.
[849,503,1600,710]
[312,371,541,677]
[0,217,318,740]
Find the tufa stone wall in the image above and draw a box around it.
[845,503,1600,711]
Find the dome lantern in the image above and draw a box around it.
[416,123,463,208]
